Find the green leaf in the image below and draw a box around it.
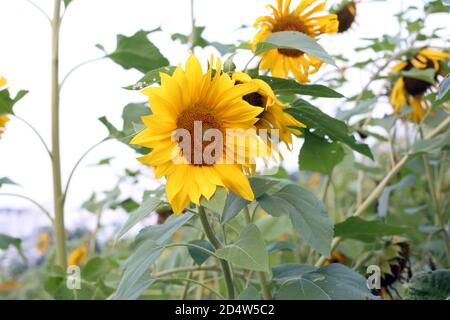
[0,89,28,115]
[272,264,316,281]
[275,264,376,300]
[267,241,298,253]
[237,286,260,300]
[255,215,291,242]
[299,132,345,175]
[436,75,450,102]
[116,195,163,240]
[200,187,227,214]
[410,129,450,156]
[215,224,269,272]
[221,177,281,224]
[334,217,409,242]
[106,30,169,73]
[258,76,344,98]
[288,99,373,159]
[378,175,416,219]
[255,31,337,67]
[257,184,333,257]
[187,240,215,266]
[406,270,450,300]
[336,98,377,121]
[400,68,435,84]
[124,66,176,90]
[0,233,22,251]
[114,213,193,300]
[0,177,18,188]
[63,0,73,8]
[82,257,117,283]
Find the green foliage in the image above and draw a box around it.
[260,76,344,98]
[0,89,28,115]
[105,29,169,73]
[187,240,215,266]
[406,270,450,300]
[0,177,18,188]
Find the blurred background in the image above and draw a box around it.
[0,0,448,269]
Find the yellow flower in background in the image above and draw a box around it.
[36,232,50,254]
[232,72,305,151]
[252,0,338,82]
[390,49,450,123]
[333,0,357,33]
[131,55,267,213]
[0,76,10,139]
[67,243,88,266]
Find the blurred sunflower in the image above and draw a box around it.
[252,0,338,82]
[67,243,88,266]
[0,76,10,139]
[390,49,450,122]
[232,72,305,151]
[324,249,348,265]
[131,55,267,213]
[36,232,50,254]
[332,0,357,33]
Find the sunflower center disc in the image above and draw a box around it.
[273,15,307,57]
[337,2,356,33]
[243,92,265,108]
[176,106,222,165]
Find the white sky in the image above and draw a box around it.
[0,0,448,234]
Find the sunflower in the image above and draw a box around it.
[252,0,338,82]
[0,76,10,139]
[37,232,50,254]
[232,72,305,151]
[332,0,357,33]
[390,49,450,122]
[67,243,88,266]
[131,55,268,213]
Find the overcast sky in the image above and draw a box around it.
[0,0,447,235]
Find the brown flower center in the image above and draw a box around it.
[273,15,307,57]
[337,2,356,33]
[176,106,222,165]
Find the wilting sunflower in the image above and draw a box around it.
[67,243,88,266]
[332,0,357,33]
[0,76,10,139]
[390,49,450,122]
[232,72,305,151]
[252,0,338,82]
[131,55,268,213]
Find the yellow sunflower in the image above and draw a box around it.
[390,49,450,122]
[232,72,305,151]
[333,0,357,33]
[67,243,88,266]
[0,76,10,138]
[37,232,50,254]
[131,55,268,213]
[252,0,338,82]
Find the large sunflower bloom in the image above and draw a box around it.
[252,0,338,82]
[0,76,10,139]
[390,49,450,122]
[131,55,267,213]
[232,72,305,150]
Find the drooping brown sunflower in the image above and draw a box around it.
[252,0,338,83]
[332,0,357,33]
[390,48,450,122]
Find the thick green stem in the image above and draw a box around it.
[243,206,272,300]
[51,0,67,270]
[198,205,235,299]
[423,155,450,265]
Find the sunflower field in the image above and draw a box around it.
[0,0,449,303]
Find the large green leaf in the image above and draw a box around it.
[378,175,416,219]
[410,129,450,156]
[114,213,193,300]
[272,264,316,281]
[255,31,336,67]
[116,195,163,240]
[275,264,376,300]
[257,184,333,257]
[334,217,409,242]
[187,240,215,266]
[215,224,269,272]
[406,270,450,300]
[221,177,281,224]
[106,29,169,73]
[258,76,344,98]
[299,131,345,175]
[237,286,260,300]
[288,99,373,159]
[0,89,28,115]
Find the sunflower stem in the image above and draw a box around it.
[51,0,67,270]
[243,206,272,300]
[198,205,235,299]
